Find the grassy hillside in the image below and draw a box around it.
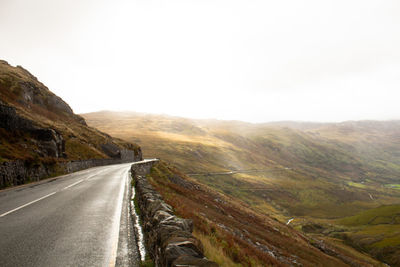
[333,205,400,265]
[83,111,400,216]
[0,60,140,163]
[83,111,400,265]
[148,161,384,266]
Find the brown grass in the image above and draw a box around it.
[0,61,140,162]
[146,161,384,266]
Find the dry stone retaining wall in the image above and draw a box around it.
[131,160,218,267]
[0,100,143,189]
[0,155,141,189]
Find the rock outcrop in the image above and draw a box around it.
[0,102,142,188]
[0,100,66,159]
[0,99,34,130]
[131,160,218,267]
[0,60,142,189]
[101,143,137,160]
[32,128,65,158]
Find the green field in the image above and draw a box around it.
[385,184,400,190]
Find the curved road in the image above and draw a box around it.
[0,163,139,267]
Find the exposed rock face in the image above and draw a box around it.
[15,68,74,115]
[100,143,140,162]
[312,240,362,267]
[0,60,142,189]
[101,143,124,158]
[121,149,137,161]
[131,161,218,267]
[0,60,86,126]
[0,101,65,158]
[32,129,65,158]
[0,100,34,130]
[0,101,142,188]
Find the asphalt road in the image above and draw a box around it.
[0,163,139,267]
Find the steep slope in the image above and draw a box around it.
[0,60,141,188]
[147,161,384,266]
[83,111,400,265]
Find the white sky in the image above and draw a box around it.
[1,0,399,122]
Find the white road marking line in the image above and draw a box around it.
[109,168,128,267]
[0,166,118,218]
[0,172,99,217]
[62,168,108,189]
[85,168,109,181]
[63,179,84,190]
[0,191,57,217]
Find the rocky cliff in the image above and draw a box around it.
[0,60,141,188]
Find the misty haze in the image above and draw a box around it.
[0,1,399,267]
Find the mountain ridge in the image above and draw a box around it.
[83,110,400,265]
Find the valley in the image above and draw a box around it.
[83,111,400,266]
[3,1,400,266]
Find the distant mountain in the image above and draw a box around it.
[0,61,141,188]
[83,111,399,185]
[83,110,400,265]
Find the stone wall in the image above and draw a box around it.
[0,154,142,189]
[63,156,140,173]
[0,100,143,189]
[131,160,218,267]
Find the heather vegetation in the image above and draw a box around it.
[84,111,400,265]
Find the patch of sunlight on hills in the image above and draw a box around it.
[82,111,400,265]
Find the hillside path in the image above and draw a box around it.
[0,163,139,267]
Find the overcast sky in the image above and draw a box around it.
[1,0,399,122]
